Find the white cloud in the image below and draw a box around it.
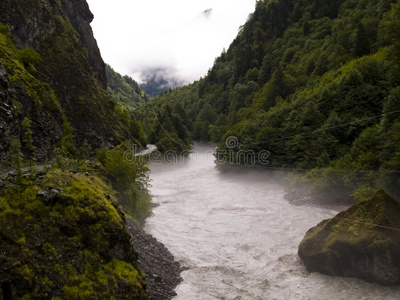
[87,0,255,84]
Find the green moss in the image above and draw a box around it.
[0,170,148,299]
[300,189,400,255]
[17,47,42,66]
[0,22,63,112]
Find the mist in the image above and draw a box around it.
[87,0,256,83]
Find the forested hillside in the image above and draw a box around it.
[134,0,400,202]
[106,64,149,110]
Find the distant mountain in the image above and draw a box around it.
[106,64,149,110]
[139,67,185,98]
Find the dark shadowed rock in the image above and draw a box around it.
[298,189,400,286]
[126,219,182,300]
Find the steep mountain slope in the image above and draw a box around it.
[135,0,400,201]
[0,0,129,164]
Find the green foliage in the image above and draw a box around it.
[114,104,147,147]
[97,145,152,224]
[57,115,77,158]
[114,104,130,127]
[21,117,35,153]
[144,103,192,152]
[0,22,63,111]
[384,1,400,71]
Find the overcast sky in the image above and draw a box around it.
[87,0,256,84]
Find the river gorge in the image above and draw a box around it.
[144,145,400,299]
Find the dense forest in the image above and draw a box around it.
[133,0,400,203]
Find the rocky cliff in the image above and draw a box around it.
[298,190,400,286]
[0,0,126,164]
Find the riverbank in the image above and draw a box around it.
[126,219,182,300]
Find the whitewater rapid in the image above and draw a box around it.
[144,145,400,299]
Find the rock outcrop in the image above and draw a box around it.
[0,60,63,162]
[298,190,400,286]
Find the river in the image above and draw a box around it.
[144,145,400,299]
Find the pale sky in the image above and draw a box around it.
[87,0,256,84]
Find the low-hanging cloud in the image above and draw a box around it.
[87,0,255,84]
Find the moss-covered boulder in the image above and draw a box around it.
[0,170,148,299]
[298,189,400,286]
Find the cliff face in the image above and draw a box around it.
[298,190,400,286]
[0,0,125,164]
[61,0,108,88]
[0,60,63,161]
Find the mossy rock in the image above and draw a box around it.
[0,170,148,299]
[298,189,400,286]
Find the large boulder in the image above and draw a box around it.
[298,189,400,286]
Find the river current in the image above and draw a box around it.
[144,145,400,299]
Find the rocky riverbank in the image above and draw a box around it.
[126,219,183,300]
